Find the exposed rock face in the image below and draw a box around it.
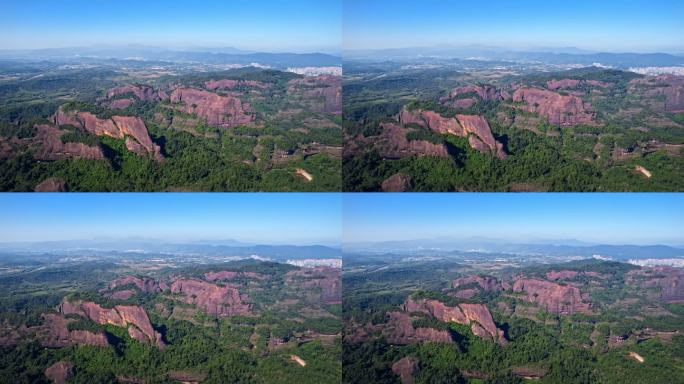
[381,173,412,192]
[512,278,591,315]
[203,270,267,282]
[34,177,67,192]
[39,313,108,348]
[635,75,684,112]
[546,79,581,90]
[452,275,502,293]
[53,109,163,161]
[59,300,164,348]
[628,266,684,303]
[404,297,506,344]
[205,79,268,90]
[384,311,453,345]
[286,267,341,304]
[546,79,610,90]
[512,87,595,126]
[169,88,254,128]
[448,84,504,101]
[377,123,449,159]
[392,356,419,384]
[170,279,251,316]
[44,361,74,384]
[545,270,580,280]
[108,276,163,293]
[33,124,104,161]
[399,108,507,159]
[287,75,341,114]
[108,98,134,109]
[106,84,165,102]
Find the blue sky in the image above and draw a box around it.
[0,193,341,245]
[344,0,684,52]
[343,193,684,245]
[0,0,341,52]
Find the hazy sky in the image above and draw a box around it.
[344,0,684,52]
[0,193,341,245]
[0,0,341,52]
[343,193,684,245]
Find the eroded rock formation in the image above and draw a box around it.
[33,124,104,161]
[203,271,267,282]
[205,79,268,90]
[170,279,251,316]
[44,361,74,384]
[512,87,595,126]
[107,276,165,293]
[286,267,341,304]
[545,270,580,281]
[53,109,163,161]
[287,75,341,114]
[169,88,254,128]
[59,300,164,348]
[392,356,420,384]
[627,266,684,303]
[39,313,109,348]
[399,108,506,159]
[403,297,506,344]
[384,311,454,345]
[376,122,449,159]
[512,278,591,315]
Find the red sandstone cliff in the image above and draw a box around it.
[512,278,591,315]
[170,278,251,316]
[169,88,255,128]
[512,87,595,126]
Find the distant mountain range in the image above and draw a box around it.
[343,46,684,68]
[0,45,341,68]
[344,237,684,260]
[0,239,341,260]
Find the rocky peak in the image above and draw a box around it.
[170,278,251,316]
[169,88,255,128]
[399,108,507,159]
[404,297,506,345]
[59,300,164,348]
[512,278,591,315]
[512,87,595,126]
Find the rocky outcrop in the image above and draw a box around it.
[512,278,591,315]
[545,270,580,280]
[381,173,412,192]
[512,87,595,126]
[205,79,268,90]
[452,275,502,293]
[399,108,506,159]
[384,311,453,345]
[377,122,449,159]
[287,75,341,114]
[53,109,163,161]
[632,75,684,113]
[404,297,506,344]
[392,357,419,384]
[106,84,166,102]
[39,313,108,348]
[33,124,104,161]
[44,361,74,384]
[286,267,341,304]
[107,276,164,293]
[59,300,164,348]
[170,279,251,316]
[546,79,581,90]
[34,177,67,192]
[448,84,504,101]
[628,266,684,303]
[203,271,267,282]
[546,79,610,90]
[169,88,254,128]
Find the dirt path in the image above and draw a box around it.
[635,165,652,178]
[628,351,645,363]
[290,355,306,366]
